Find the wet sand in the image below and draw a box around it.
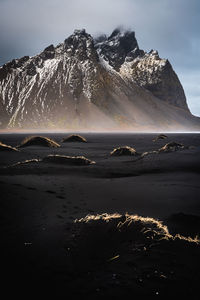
[0,132,200,298]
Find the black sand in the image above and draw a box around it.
[0,132,200,297]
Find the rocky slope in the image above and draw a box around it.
[120,50,188,110]
[0,28,199,130]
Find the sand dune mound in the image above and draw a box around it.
[110,146,138,156]
[158,142,185,152]
[61,134,87,143]
[153,134,168,142]
[7,159,41,168]
[42,154,95,165]
[0,141,19,152]
[68,213,199,265]
[6,155,95,168]
[74,213,199,245]
[18,136,60,148]
[65,213,199,296]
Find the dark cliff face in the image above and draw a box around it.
[95,30,188,111]
[95,28,143,71]
[120,50,189,111]
[0,28,198,130]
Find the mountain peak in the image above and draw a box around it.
[63,29,98,63]
[73,28,87,36]
[109,27,135,40]
[109,27,122,38]
[0,28,198,130]
[95,28,139,71]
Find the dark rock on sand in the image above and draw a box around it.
[61,134,87,143]
[110,146,138,156]
[0,141,19,151]
[18,136,60,148]
[158,142,185,152]
[42,154,95,165]
[153,134,168,142]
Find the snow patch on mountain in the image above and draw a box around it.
[0,28,198,130]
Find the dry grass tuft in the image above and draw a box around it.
[5,155,95,168]
[0,141,19,152]
[110,146,138,156]
[65,213,200,296]
[158,142,185,153]
[5,159,41,168]
[75,213,199,244]
[42,154,95,165]
[61,134,87,143]
[153,134,168,142]
[18,136,60,148]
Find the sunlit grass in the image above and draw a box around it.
[18,135,60,148]
[0,141,19,152]
[61,134,87,143]
[110,146,139,156]
[6,155,95,167]
[75,213,199,244]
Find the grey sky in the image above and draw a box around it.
[0,0,199,116]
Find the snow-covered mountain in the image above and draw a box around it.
[0,28,199,130]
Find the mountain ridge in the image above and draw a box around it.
[0,28,199,131]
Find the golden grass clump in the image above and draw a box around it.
[63,213,200,296]
[61,134,87,143]
[110,146,138,156]
[75,213,199,244]
[42,154,95,165]
[18,136,60,148]
[6,159,41,168]
[153,134,168,142]
[0,141,19,152]
[158,142,184,153]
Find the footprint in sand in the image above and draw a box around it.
[56,195,65,199]
[27,187,36,190]
[57,214,64,219]
[13,183,22,187]
[73,206,80,210]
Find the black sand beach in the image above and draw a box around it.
[0,132,200,298]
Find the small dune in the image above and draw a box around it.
[110,146,138,156]
[153,134,168,142]
[74,213,199,243]
[18,136,60,148]
[158,142,185,152]
[61,134,87,143]
[6,155,95,168]
[65,213,199,284]
[42,154,95,165]
[6,159,41,168]
[0,141,19,152]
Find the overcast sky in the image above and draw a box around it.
[0,0,199,116]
